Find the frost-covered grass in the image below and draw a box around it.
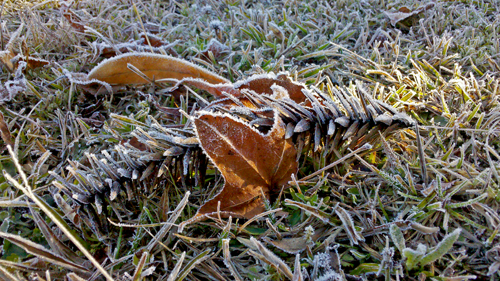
[0,0,499,280]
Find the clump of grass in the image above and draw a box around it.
[0,0,499,280]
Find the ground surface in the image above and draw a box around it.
[0,0,499,280]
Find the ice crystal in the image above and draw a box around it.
[313,252,331,269]
[304,225,315,244]
[209,20,225,31]
[315,270,342,281]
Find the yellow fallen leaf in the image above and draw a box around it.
[87,53,229,85]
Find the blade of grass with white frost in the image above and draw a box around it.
[176,249,211,281]
[415,124,428,186]
[389,224,406,254]
[4,146,114,281]
[132,251,148,281]
[166,252,185,281]
[284,199,333,224]
[0,259,41,273]
[223,239,242,281]
[0,231,87,272]
[66,273,87,281]
[292,254,303,281]
[30,206,82,263]
[334,204,365,246]
[419,228,462,267]
[250,237,293,279]
[0,263,19,281]
[147,191,190,251]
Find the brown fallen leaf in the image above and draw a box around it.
[87,53,230,85]
[139,32,168,48]
[60,2,86,33]
[171,72,308,104]
[86,53,310,104]
[199,38,230,61]
[191,109,297,220]
[22,56,49,69]
[234,72,307,104]
[384,3,435,26]
[0,24,49,73]
[0,112,13,147]
[0,24,23,72]
[0,49,16,73]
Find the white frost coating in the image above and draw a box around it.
[14,54,49,66]
[361,143,373,150]
[232,72,280,88]
[315,270,342,281]
[199,5,212,14]
[228,106,254,116]
[87,52,230,84]
[270,84,289,100]
[194,108,281,139]
[92,38,179,59]
[374,113,393,126]
[229,106,274,117]
[4,79,26,99]
[202,38,230,54]
[168,77,234,91]
[1,61,27,103]
[209,20,225,30]
[62,69,113,93]
[393,112,416,125]
[334,116,350,127]
[138,32,162,42]
[178,211,236,232]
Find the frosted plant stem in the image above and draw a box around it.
[5,146,115,281]
[298,144,372,182]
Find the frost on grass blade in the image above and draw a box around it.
[90,37,179,59]
[87,53,229,85]
[334,204,364,245]
[389,223,406,253]
[1,61,27,103]
[200,38,230,59]
[63,69,113,94]
[263,236,308,254]
[168,77,237,98]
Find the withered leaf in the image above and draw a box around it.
[0,49,16,73]
[193,109,297,219]
[60,3,86,33]
[171,72,308,104]
[384,3,435,26]
[233,72,307,103]
[0,24,48,73]
[0,112,13,147]
[199,38,230,60]
[87,53,229,85]
[86,53,309,104]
